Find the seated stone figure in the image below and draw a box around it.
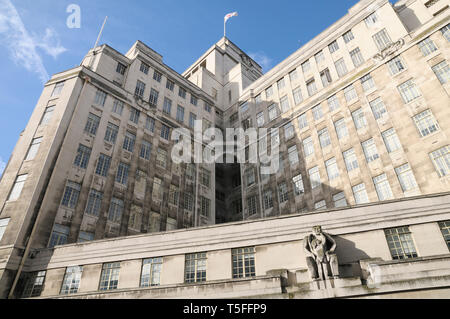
[303,226,339,281]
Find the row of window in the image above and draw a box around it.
[20,221,450,298]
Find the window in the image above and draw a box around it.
[293,87,303,105]
[60,266,83,295]
[0,219,9,242]
[271,130,280,146]
[108,198,124,223]
[40,105,55,126]
[139,140,152,160]
[373,29,392,51]
[51,82,64,97]
[277,77,286,90]
[266,86,273,99]
[116,62,126,75]
[352,108,367,130]
[140,62,149,74]
[185,253,207,283]
[255,94,262,104]
[141,258,162,287]
[129,107,140,124]
[149,88,159,107]
[169,185,179,206]
[413,109,440,137]
[315,200,327,211]
[263,190,273,210]
[78,231,94,243]
[25,137,43,161]
[289,69,298,82]
[123,131,136,152]
[318,128,331,148]
[256,112,265,127]
[343,148,359,172]
[439,221,450,250]
[362,138,379,163]
[315,51,325,64]
[200,197,211,217]
[161,98,172,116]
[326,157,340,180]
[298,113,308,130]
[441,24,450,41]
[418,38,437,56]
[280,96,290,113]
[385,227,418,260]
[268,104,278,121]
[191,95,198,106]
[343,30,354,43]
[301,60,311,73]
[288,145,299,165]
[153,70,162,83]
[398,80,421,103]
[95,154,111,177]
[74,144,91,169]
[370,97,387,120]
[309,166,321,189]
[61,181,80,209]
[104,122,119,144]
[116,162,130,185]
[156,148,167,169]
[306,79,317,96]
[21,271,46,298]
[373,173,394,201]
[166,79,175,91]
[293,174,305,195]
[85,189,103,217]
[84,113,100,135]
[335,58,348,78]
[353,183,369,204]
[189,113,197,129]
[382,128,402,153]
[232,247,256,279]
[7,174,28,201]
[99,263,120,291]
[334,119,349,140]
[395,163,418,192]
[303,136,314,157]
[333,192,347,208]
[94,90,107,107]
[204,102,212,113]
[200,168,211,187]
[247,196,258,216]
[150,178,162,202]
[49,224,69,248]
[112,99,124,115]
[312,105,323,121]
[284,122,295,140]
[432,60,450,84]
[429,146,449,177]
[245,168,255,187]
[365,12,379,27]
[350,48,364,67]
[146,116,155,132]
[179,87,187,99]
[361,74,375,91]
[320,68,332,87]
[328,40,339,54]
[135,80,146,98]
[344,85,357,102]
[184,193,194,211]
[388,56,406,75]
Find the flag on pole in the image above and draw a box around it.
[224,12,238,23]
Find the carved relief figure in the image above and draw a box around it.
[303,226,339,281]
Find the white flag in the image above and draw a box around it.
[224,12,238,23]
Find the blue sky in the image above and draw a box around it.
[0,0,360,175]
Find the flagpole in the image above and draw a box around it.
[224,19,226,38]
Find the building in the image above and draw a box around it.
[0,0,449,298]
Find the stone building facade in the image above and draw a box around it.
[0,0,449,298]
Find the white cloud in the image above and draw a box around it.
[248,52,273,73]
[0,157,6,177]
[0,0,66,83]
